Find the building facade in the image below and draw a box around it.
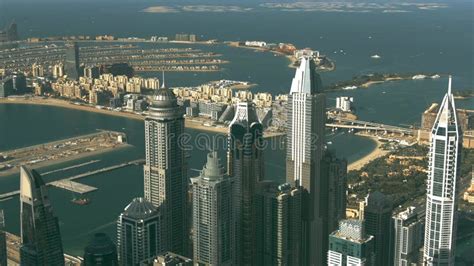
[393,206,425,266]
[19,166,64,265]
[191,151,234,265]
[64,42,80,80]
[255,181,302,266]
[144,83,188,256]
[323,151,348,236]
[364,191,393,266]
[285,57,326,265]
[117,197,161,265]
[423,77,462,266]
[83,233,118,265]
[227,101,264,265]
[327,219,375,266]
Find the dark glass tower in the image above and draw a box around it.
[255,181,302,266]
[364,191,393,266]
[19,166,64,265]
[64,42,80,81]
[227,101,264,265]
[83,233,118,266]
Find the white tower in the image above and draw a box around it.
[423,76,462,266]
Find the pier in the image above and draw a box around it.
[0,159,144,200]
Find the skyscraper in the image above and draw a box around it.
[423,76,462,266]
[144,80,188,255]
[19,166,64,265]
[64,42,80,81]
[393,206,425,266]
[227,101,264,265]
[364,191,393,266]
[327,219,375,266]
[323,151,348,234]
[255,181,302,266]
[191,151,234,265]
[285,57,326,265]
[117,197,161,265]
[83,233,118,266]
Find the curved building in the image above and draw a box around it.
[19,166,64,266]
[143,81,188,256]
[117,197,160,265]
[83,233,118,266]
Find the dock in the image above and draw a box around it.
[0,159,145,200]
[49,180,98,194]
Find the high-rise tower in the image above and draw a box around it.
[191,151,234,265]
[19,166,64,265]
[255,181,302,266]
[423,76,462,266]
[143,80,188,256]
[327,219,376,266]
[286,57,326,265]
[117,197,161,265]
[393,206,425,266]
[64,42,80,81]
[364,191,393,266]
[227,101,264,265]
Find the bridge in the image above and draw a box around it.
[327,115,414,135]
[0,159,145,200]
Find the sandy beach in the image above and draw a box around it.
[1,97,291,139]
[348,134,389,171]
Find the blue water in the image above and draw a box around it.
[0,1,473,261]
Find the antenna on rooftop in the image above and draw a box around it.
[161,71,166,89]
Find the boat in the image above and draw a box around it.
[370,54,381,59]
[71,197,91,205]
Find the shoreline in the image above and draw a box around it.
[0,98,280,138]
[347,134,389,171]
[1,98,383,168]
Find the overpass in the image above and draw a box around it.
[327,114,414,135]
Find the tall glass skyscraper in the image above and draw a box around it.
[64,42,80,81]
[255,181,302,266]
[364,191,393,266]
[191,151,234,265]
[285,57,326,265]
[144,81,188,256]
[227,101,264,265]
[423,77,462,266]
[19,166,64,265]
[117,197,161,265]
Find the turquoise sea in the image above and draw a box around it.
[0,1,473,262]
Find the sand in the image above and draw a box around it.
[348,135,389,171]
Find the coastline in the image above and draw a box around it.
[347,134,389,171]
[0,98,279,138]
[1,98,382,167]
